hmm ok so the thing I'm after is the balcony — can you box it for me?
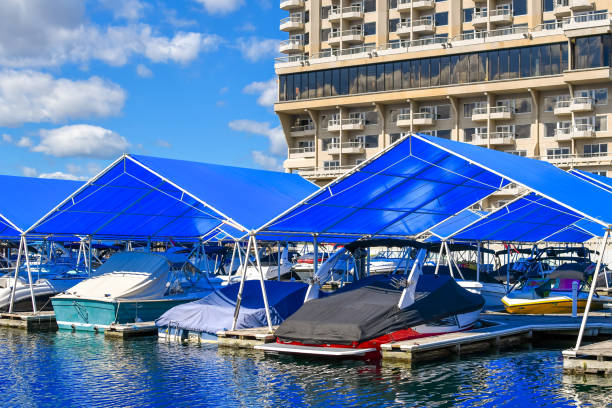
[563,11,612,36]
[328,29,364,46]
[274,54,308,67]
[289,146,315,158]
[328,5,363,22]
[327,141,365,154]
[472,11,488,28]
[569,0,595,12]
[489,8,513,25]
[473,133,489,146]
[396,113,412,128]
[493,183,525,196]
[569,97,594,113]
[541,153,612,168]
[489,106,514,120]
[279,38,303,54]
[412,0,436,10]
[554,125,596,141]
[280,16,304,32]
[553,0,571,17]
[396,21,412,37]
[471,107,489,122]
[489,132,515,145]
[412,112,435,126]
[397,0,412,12]
[327,117,365,132]
[280,0,304,10]
[289,124,315,137]
[298,165,354,179]
[553,100,572,116]
[411,18,435,34]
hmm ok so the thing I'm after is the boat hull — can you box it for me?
[52,297,196,332]
[502,296,604,314]
[458,281,506,308]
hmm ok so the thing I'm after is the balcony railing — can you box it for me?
[563,10,610,26]
[298,165,354,178]
[397,113,411,121]
[280,16,303,25]
[290,123,314,133]
[289,146,315,154]
[472,107,488,115]
[490,106,513,114]
[329,141,364,150]
[329,5,363,19]
[489,8,512,17]
[328,28,364,40]
[413,112,434,119]
[339,45,375,56]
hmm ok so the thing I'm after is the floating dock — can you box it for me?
[563,340,612,375]
[104,322,158,339]
[216,327,277,349]
[0,311,57,331]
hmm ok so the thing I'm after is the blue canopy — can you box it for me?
[569,169,612,193]
[26,154,317,240]
[258,134,612,242]
[0,175,82,238]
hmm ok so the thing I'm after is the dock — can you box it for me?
[216,327,277,349]
[0,311,58,331]
[381,312,612,363]
[563,340,612,375]
[104,322,158,339]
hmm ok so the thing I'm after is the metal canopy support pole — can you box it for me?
[575,229,610,352]
[8,236,24,313]
[252,236,274,332]
[434,242,445,275]
[231,236,252,331]
[476,241,481,283]
[23,235,36,314]
[313,234,319,277]
[228,243,237,277]
[445,241,464,280]
[277,241,281,281]
[366,247,371,277]
[506,244,511,293]
[88,236,92,276]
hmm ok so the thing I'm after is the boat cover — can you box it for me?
[155,280,308,334]
[62,252,171,300]
[275,274,484,345]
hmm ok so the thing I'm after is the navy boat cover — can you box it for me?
[275,274,484,345]
[155,280,308,334]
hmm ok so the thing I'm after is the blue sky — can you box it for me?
[0,0,285,180]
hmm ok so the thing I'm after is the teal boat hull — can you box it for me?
[51,297,198,332]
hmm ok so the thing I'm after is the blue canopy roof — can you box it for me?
[258,134,612,242]
[569,169,612,193]
[0,175,82,238]
[26,154,317,240]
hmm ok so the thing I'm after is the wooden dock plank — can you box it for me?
[104,322,158,339]
[0,311,57,331]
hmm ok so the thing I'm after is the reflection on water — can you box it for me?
[0,329,611,408]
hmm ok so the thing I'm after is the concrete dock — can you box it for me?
[563,340,612,375]
[0,311,58,331]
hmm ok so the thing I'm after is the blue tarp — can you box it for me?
[569,169,612,193]
[0,175,82,238]
[27,155,317,240]
[155,280,308,333]
[258,134,612,242]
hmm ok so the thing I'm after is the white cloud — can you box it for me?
[195,0,244,14]
[38,171,89,181]
[21,166,37,177]
[1,134,12,143]
[16,137,33,147]
[219,86,229,94]
[32,124,130,159]
[163,8,197,28]
[0,1,219,68]
[216,100,227,107]
[243,79,276,107]
[235,37,280,63]
[251,150,282,171]
[156,139,171,148]
[228,119,286,155]
[0,69,126,127]
[238,22,256,32]
[99,0,146,21]
[136,64,153,78]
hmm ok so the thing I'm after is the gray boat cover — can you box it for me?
[155,280,308,334]
[275,274,484,345]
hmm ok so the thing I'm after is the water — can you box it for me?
[0,330,611,408]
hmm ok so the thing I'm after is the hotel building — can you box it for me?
[275,0,612,207]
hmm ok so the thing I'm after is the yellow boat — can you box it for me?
[501,270,612,314]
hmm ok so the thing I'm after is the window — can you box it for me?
[390,133,403,143]
[543,0,554,12]
[435,12,448,26]
[364,0,376,13]
[364,135,379,148]
[464,128,475,142]
[364,111,378,125]
[544,123,556,138]
[584,143,607,157]
[322,139,333,151]
[464,102,486,118]
[389,19,399,32]
[322,6,330,19]
[323,160,340,169]
[594,89,608,105]
[547,148,570,159]
[514,124,531,139]
[437,129,451,139]
[436,104,452,120]
[321,29,330,42]
[596,116,608,132]
[591,170,607,176]
[507,150,527,157]
[515,98,532,114]
[463,8,473,22]
[513,0,527,15]
[388,0,397,8]
[364,22,376,36]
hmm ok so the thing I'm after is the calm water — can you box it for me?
[0,329,611,408]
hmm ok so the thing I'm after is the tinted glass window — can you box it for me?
[367,64,377,92]
[513,0,527,15]
[440,57,450,85]
[463,8,473,22]
[349,67,358,95]
[520,48,531,77]
[340,68,349,95]
[420,59,430,87]
[435,12,448,26]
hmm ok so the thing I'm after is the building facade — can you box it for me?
[275,0,612,207]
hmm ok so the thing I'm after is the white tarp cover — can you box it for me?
[63,252,171,300]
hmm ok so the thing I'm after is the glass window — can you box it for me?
[515,124,531,139]
[365,111,378,125]
[437,129,451,139]
[451,55,460,84]
[364,22,376,36]
[440,57,450,85]
[541,45,551,76]
[364,135,379,148]
[436,104,451,120]
[520,47,530,77]
[463,8,473,22]
[515,98,532,114]
[584,143,607,157]
[435,12,449,26]
[464,103,474,118]
[295,73,302,100]
[332,69,340,96]
[309,72,316,99]
[509,48,520,79]
[377,64,385,92]
[390,133,403,143]
[489,51,499,81]
[385,63,394,91]
[594,89,608,105]
[561,42,569,71]
[469,53,480,83]
[499,50,509,80]
[316,71,324,98]
[420,59,430,87]
[596,116,608,132]
[513,0,527,15]
[464,128,475,142]
[388,0,397,9]
[544,123,556,137]
[394,62,402,89]
[287,74,294,100]
[543,0,554,12]
[349,67,358,95]
[402,61,411,89]
[279,76,286,102]
[324,70,332,97]
[389,19,399,32]
[430,58,440,86]
[551,44,561,75]
[358,66,367,94]
[367,64,377,92]
[340,68,349,95]
[364,0,376,12]
[411,60,420,88]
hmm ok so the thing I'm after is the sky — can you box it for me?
[0,0,286,180]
